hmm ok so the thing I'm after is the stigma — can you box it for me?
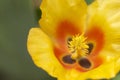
[68,33,89,60]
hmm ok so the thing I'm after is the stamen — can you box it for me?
[68,33,89,59]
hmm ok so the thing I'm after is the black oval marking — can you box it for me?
[67,37,72,42]
[78,58,91,68]
[62,55,76,64]
[67,37,72,44]
[87,43,94,54]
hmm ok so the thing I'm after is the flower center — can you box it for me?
[68,33,89,60]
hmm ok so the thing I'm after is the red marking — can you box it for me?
[54,45,103,72]
[54,20,81,62]
[53,22,104,72]
[85,27,104,56]
[83,27,104,71]
[56,20,81,44]
[90,56,103,68]
[53,20,82,69]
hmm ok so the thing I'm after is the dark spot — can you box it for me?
[78,58,91,68]
[68,37,72,41]
[67,37,72,44]
[87,43,94,54]
[62,55,76,64]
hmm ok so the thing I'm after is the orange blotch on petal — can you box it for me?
[53,20,82,69]
[90,56,103,68]
[56,20,81,44]
[54,24,105,72]
[85,27,105,56]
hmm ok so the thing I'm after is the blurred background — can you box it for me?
[0,0,120,80]
[0,0,55,80]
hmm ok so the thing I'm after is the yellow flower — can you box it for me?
[27,0,120,80]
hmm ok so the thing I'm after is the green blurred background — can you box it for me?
[0,0,120,80]
[0,0,55,80]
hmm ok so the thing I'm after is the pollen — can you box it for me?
[68,33,89,59]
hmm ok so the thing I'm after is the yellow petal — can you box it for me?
[27,28,66,78]
[86,0,120,78]
[27,28,120,80]
[88,0,120,49]
[61,54,120,80]
[57,57,120,80]
[39,0,87,38]
[27,0,120,80]
[96,0,120,22]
